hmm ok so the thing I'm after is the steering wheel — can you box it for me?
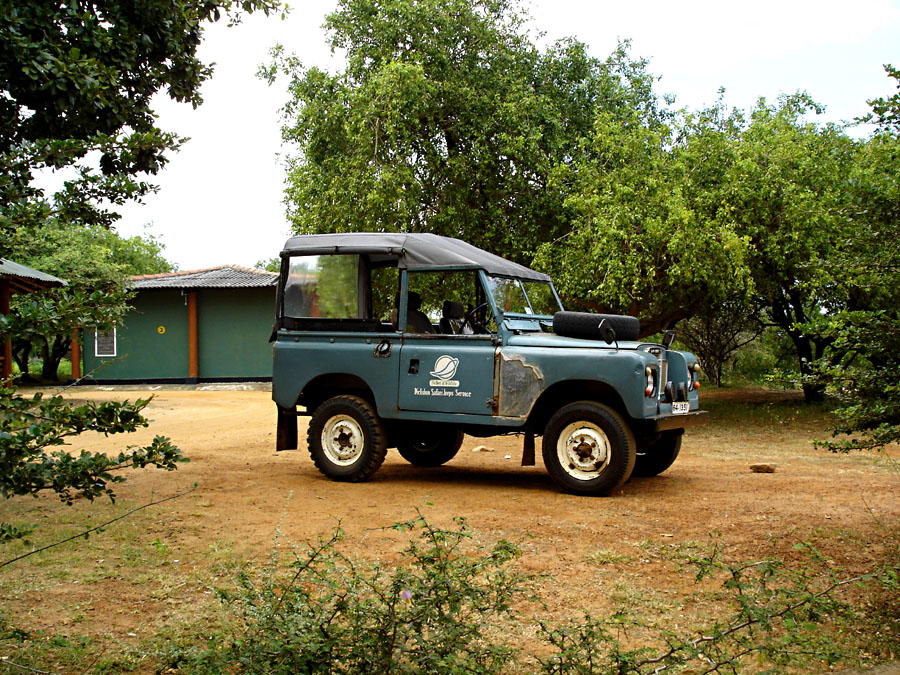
[464,302,491,334]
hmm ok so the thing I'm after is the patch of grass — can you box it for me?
[606,574,680,615]
[635,537,719,564]
[700,393,833,430]
[585,548,630,566]
[0,623,100,675]
[204,540,242,577]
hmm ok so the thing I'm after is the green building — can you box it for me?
[81,266,277,383]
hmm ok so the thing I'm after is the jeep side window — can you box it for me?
[284,254,360,319]
[407,270,494,334]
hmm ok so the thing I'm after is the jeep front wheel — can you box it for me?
[308,396,387,482]
[542,402,636,496]
[397,426,465,467]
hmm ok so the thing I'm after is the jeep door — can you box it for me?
[396,271,496,416]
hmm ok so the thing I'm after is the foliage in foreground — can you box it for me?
[0,385,185,538]
[167,515,524,674]
[157,515,896,675]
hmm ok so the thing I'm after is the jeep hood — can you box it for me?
[506,333,641,350]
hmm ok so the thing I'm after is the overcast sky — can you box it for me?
[112,0,900,271]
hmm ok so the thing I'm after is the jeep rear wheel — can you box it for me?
[397,426,465,467]
[542,402,636,496]
[633,430,682,477]
[308,396,387,482]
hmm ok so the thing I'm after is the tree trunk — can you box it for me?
[40,335,71,382]
[714,360,724,388]
[12,340,31,376]
[788,332,825,402]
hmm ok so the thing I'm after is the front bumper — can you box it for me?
[643,410,709,433]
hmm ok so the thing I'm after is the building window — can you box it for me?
[95,327,117,357]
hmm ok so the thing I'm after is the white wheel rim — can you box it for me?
[321,414,365,466]
[556,421,611,481]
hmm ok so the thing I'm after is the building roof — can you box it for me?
[0,258,67,294]
[131,265,278,290]
[281,232,551,282]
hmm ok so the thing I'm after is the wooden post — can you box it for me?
[70,329,81,380]
[187,290,199,382]
[1,278,10,381]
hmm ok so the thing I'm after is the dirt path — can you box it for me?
[66,386,899,580]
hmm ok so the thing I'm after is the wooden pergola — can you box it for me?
[0,259,66,380]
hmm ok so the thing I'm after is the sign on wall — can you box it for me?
[95,327,116,357]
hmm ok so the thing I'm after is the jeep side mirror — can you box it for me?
[597,318,617,345]
[662,330,676,349]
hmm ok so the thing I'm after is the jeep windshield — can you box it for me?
[485,275,562,326]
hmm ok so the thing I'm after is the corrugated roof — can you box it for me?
[0,258,67,294]
[131,265,278,289]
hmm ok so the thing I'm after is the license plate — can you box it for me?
[672,402,690,415]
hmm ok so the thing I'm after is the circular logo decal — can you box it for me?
[430,355,459,380]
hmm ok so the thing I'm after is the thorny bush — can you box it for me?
[161,517,899,675]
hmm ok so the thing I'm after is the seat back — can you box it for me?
[439,300,467,334]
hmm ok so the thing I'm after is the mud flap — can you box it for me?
[521,423,535,466]
[276,406,298,451]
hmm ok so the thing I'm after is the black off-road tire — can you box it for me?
[541,401,636,496]
[308,396,388,482]
[396,426,465,467]
[553,311,641,342]
[632,431,682,477]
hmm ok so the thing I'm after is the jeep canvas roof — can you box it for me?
[280,232,551,282]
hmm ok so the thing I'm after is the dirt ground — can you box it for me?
[4,384,900,670]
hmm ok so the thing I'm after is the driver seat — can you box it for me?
[439,301,472,335]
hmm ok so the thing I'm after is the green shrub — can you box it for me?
[729,328,799,386]
[156,515,900,675]
[165,514,526,675]
[537,541,863,674]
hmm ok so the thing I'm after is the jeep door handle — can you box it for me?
[373,339,393,358]
[408,359,419,374]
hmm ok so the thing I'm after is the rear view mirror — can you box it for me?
[597,318,617,345]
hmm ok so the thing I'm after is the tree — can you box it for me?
[266,0,661,264]
[7,223,173,380]
[2,0,281,371]
[806,75,900,450]
[0,0,280,539]
[534,102,752,336]
[1,0,281,251]
[685,95,858,401]
[863,64,900,132]
[678,298,764,387]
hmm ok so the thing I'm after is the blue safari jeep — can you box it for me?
[273,233,705,496]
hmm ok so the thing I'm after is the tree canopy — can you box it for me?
[806,75,900,449]
[6,222,173,380]
[533,102,752,335]
[266,0,666,264]
[0,0,281,251]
